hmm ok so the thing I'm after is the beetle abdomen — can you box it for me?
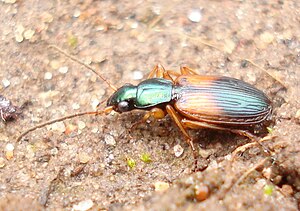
[173,75,272,126]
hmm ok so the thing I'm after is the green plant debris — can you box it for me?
[67,34,78,48]
[267,127,273,134]
[127,157,136,169]
[140,153,152,163]
[264,184,274,196]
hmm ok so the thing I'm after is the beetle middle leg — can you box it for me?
[165,105,203,170]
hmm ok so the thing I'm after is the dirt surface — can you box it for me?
[0,0,299,210]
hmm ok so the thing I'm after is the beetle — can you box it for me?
[104,64,272,152]
[17,46,272,167]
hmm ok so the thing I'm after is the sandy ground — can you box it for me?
[0,0,299,210]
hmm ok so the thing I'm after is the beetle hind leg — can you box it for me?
[181,119,271,159]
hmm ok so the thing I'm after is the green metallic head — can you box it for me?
[107,84,137,113]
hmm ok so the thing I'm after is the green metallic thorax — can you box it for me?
[135,78,173,108]
[106,78,173,110]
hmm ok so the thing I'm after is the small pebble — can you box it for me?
[3,0,16,3]
[73,9,81,18]
[72,103,80,110]
[91,127,98,134]
[198,148,214,159]
[108,154,114,160]
[44,100,52,108]
[188,8,202,23]
[15,24,25,34]
[50,147,59,155]
[260,32,275,44]
[91,98,100,110]
[72,199,94,211]
[223,39,236,54]
[49,122,66,133]
[77,121,86,130]
[64,124,77,135]
[104,134,116,146]
[5,143,14,152]
[23,29,35,40]
[15,33,24,43]
[5,143,14,160]
[14,24,25,43]
[58,66,69,74]
[132,70,143,80]
[130,21,139,29]
[152,5,161,15]
[295,109,300,123]
[78,152,91,164]
[50,60,60,69]
[194,184,209,201]
[174,144,184,157]
[2,78,10,88]
[110,175,115,181]
[44,72,53,80]
[26,144,35,159]
[0,157,6,168]
[154,181,169,192]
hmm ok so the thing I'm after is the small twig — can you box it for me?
[233,157,269,188]
[218,157,269,200]
[231,135,275,161]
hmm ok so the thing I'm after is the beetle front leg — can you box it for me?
[147,64,165,79]
[131,108,166,130]
[147,64,181,82]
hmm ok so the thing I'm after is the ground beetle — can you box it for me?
[17,47,272,166]
[104,64,272,152]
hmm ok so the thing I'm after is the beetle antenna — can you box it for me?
[16,106,114,142]
[48,45,117,91]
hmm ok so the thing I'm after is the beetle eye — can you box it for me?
[117,101,130,112]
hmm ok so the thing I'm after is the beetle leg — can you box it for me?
[165,105,198,153]
[165,105,194,148]
[162,70,180,82]
[147,64,178,82]
[180,66,199,75]
[181,119,270,157]
[147,64,165,79]
[131,108,166,130]
[166,105,201,170]
[182,119,259,140]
